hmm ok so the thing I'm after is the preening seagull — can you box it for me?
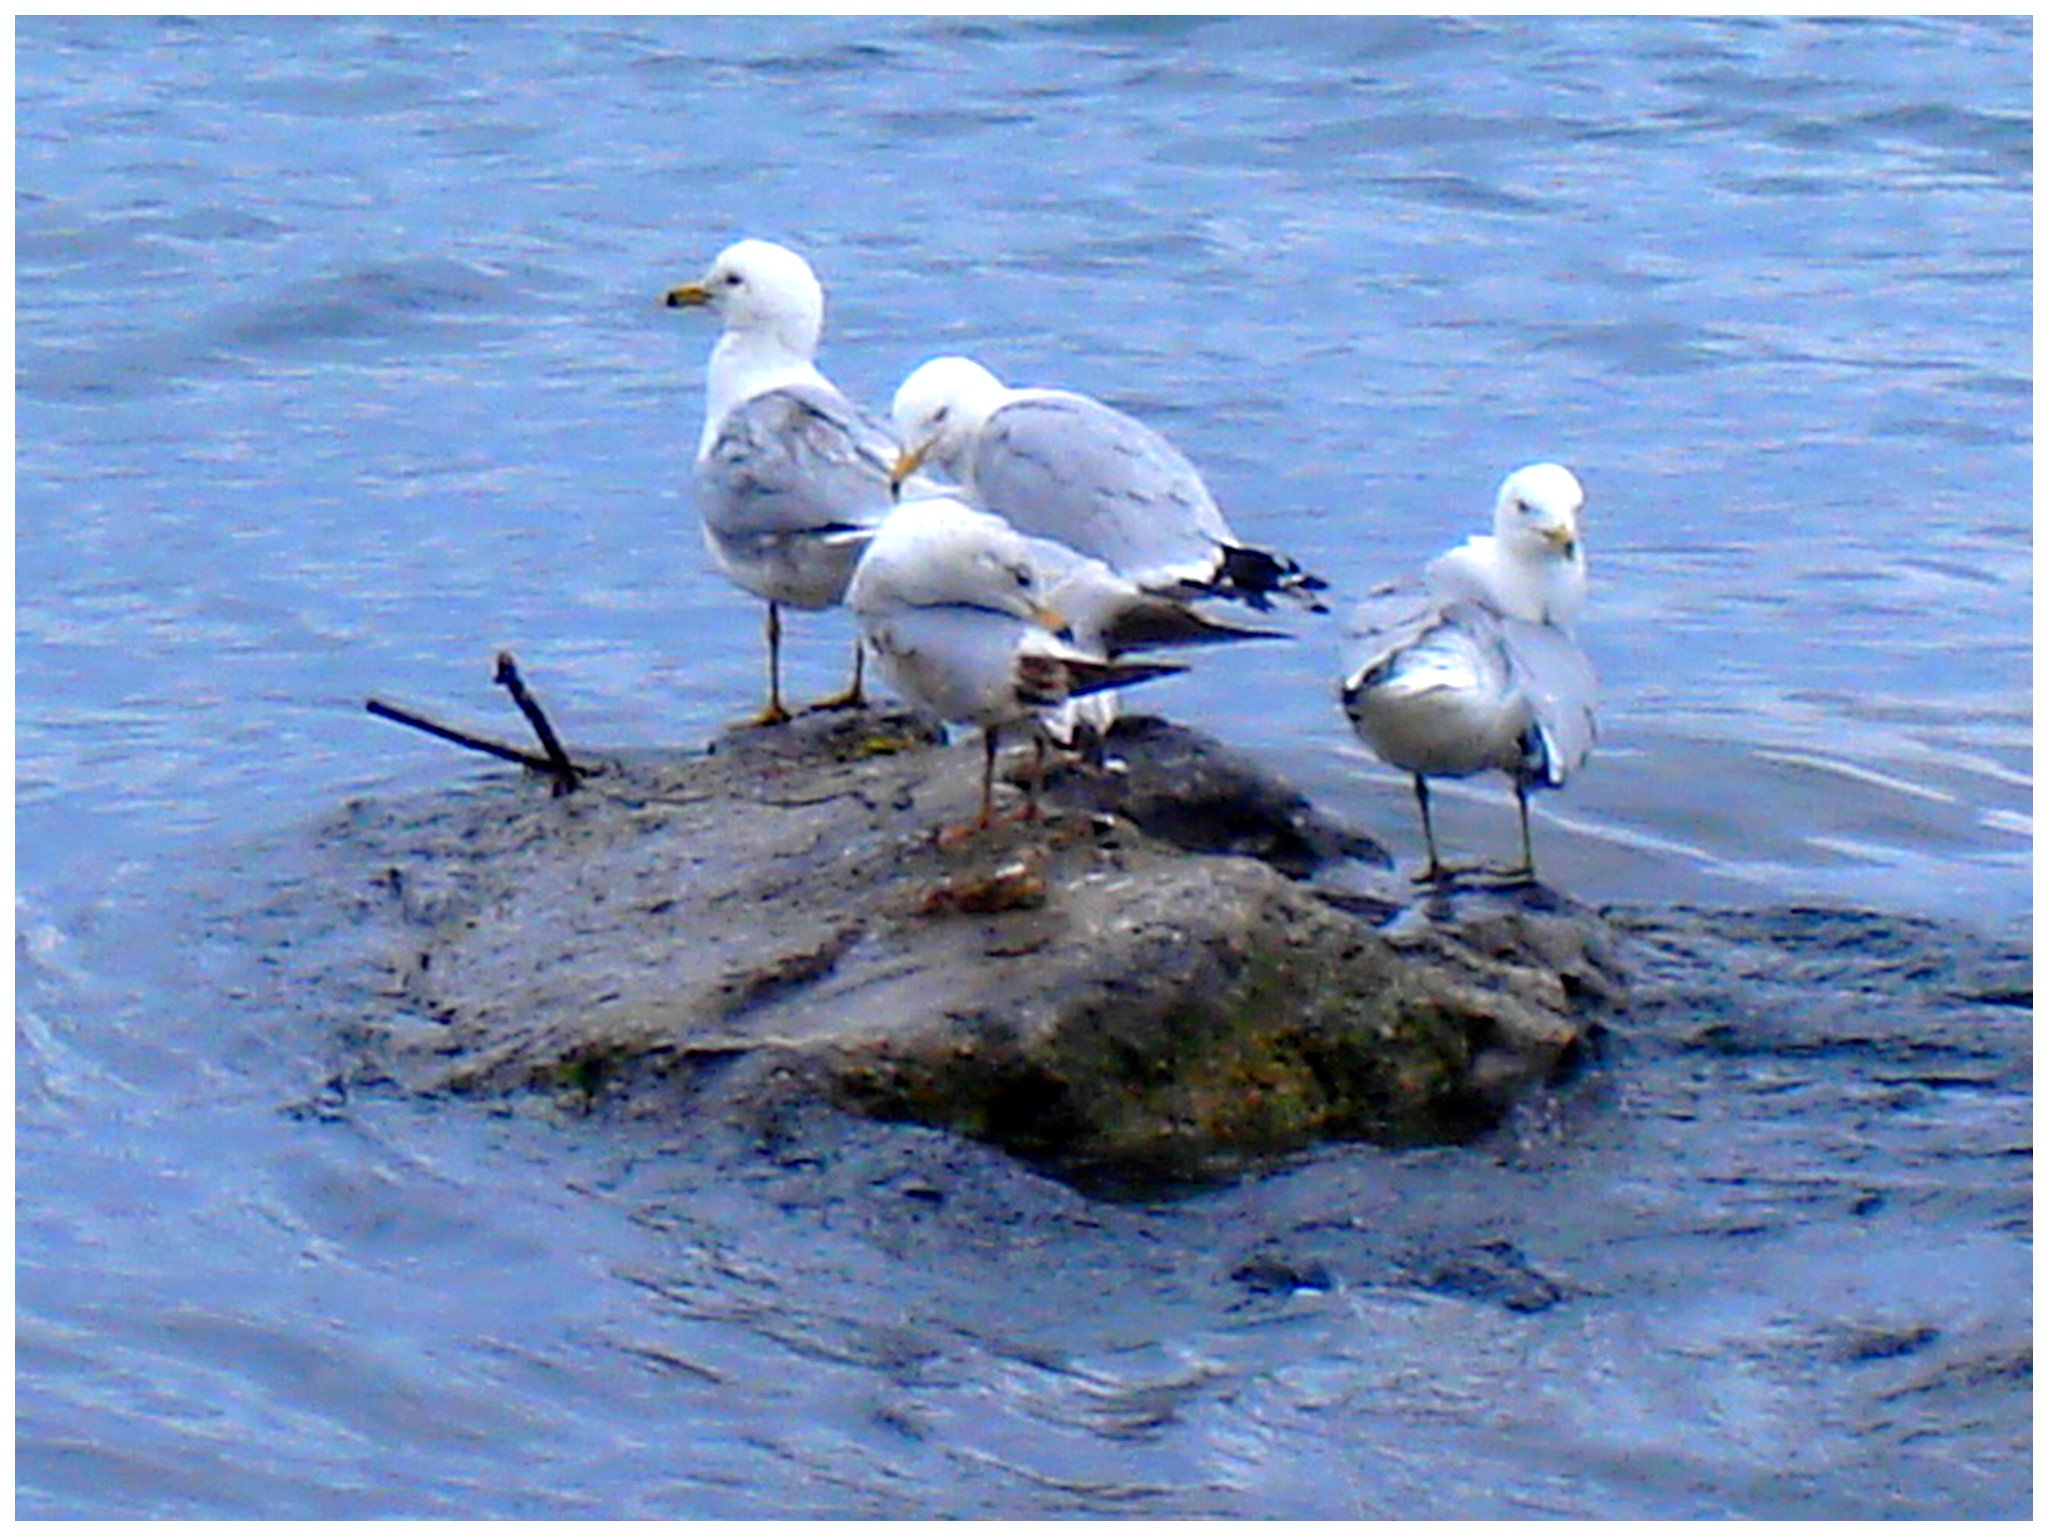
[848,495,1274,838]
[664,238,900,724]
[1340,463,1596,882]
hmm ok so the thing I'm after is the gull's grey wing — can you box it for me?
[1343,568,1596,796]
[1340,578,1448,684]
[973,393,1236,587]
[1341,589,1529,779]
[1500,616,1597,784]
[698,381,899,541]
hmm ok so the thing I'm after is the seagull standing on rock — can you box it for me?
[1340,463,1597,883]
[848,495,1275,840]
[888,354,1329,613]
[664,238,902,725]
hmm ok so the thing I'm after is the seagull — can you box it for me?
[887,354,1328,613]
[1340,463,1596,882]
[664,238,900,725]
[847,495,1273,838]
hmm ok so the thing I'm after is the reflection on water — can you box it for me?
[16,14,2030,1519]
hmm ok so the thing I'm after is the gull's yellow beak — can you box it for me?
[1542,523,1579,554]
[1028,600,1068,634]
[663,282,712,309]
[889,441,930,499]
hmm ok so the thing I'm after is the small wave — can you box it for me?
[1751,748,1960,807]
[219,257,507,352]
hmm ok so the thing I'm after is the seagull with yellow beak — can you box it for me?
[663,238,902,725]
[1340,463,1596,882]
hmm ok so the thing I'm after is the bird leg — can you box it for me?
[993,731,1051,827]
[935,727,1004,849]
[935,727,1050,848]
[805,638,867,714]
[1461,781,1542,886]
[748,602,793,728]
[980,725,1000,827]
[1412,774,1450,883]
[1503,779,1539,883]
[1020,730,1048,823]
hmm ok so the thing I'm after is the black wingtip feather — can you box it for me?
[1217,544,1330,613]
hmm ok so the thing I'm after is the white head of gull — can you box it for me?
[1425,461,1588,630]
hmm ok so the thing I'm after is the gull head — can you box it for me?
[663,238,825,359]
[1493,462,1586,564]
[890,355,1010,491]
[850,497,1063,630]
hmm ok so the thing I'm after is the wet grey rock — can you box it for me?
[1404,1237,1572,1314]
[1057,716,1388,878]
[1823,1322,1944,1365]
[322,706,1622,1182]
[1229,1251,1336,1296]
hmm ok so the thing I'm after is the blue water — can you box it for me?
[17,16,2031,1518]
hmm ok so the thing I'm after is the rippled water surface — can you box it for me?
[17,16,2031,1518]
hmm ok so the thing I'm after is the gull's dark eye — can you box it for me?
[723,271,743,287]
[1013,567,1032,588]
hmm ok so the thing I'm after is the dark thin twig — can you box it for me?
[493,651,582,796]
[364,697,558,772]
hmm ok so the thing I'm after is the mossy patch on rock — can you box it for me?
[828,860,1574,1179]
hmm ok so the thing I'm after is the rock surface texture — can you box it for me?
[329,708,1623,1182]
